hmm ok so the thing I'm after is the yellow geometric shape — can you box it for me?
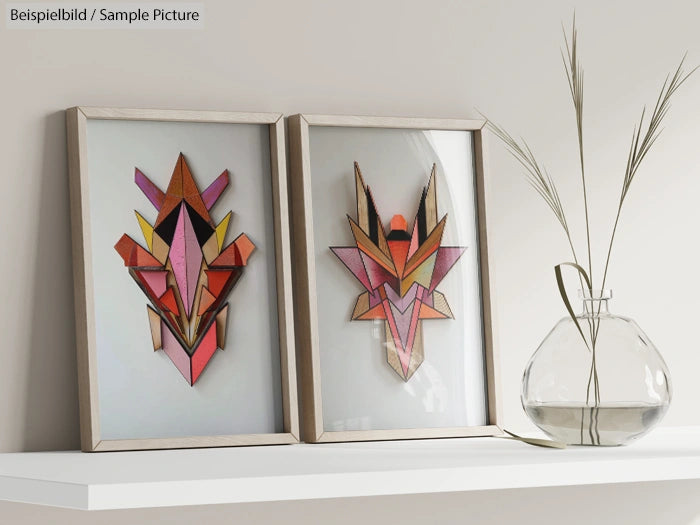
[215,211,232,251]
[404,216,446,276]
[401,252,437,296]
[135,211,154,251]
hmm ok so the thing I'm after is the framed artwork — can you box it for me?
[67,107,298,451]
[289,114,501,443]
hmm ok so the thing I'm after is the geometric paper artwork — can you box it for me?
[115,153,255,385]
[331,163,466,381]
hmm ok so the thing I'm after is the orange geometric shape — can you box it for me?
[233,234,255,266]
[210,243,240,267]
[419,302,449,319]
[211,234,256,268]
[387,240,410,278]
[155,154,212,227]
[357,303,387,320]
[198,287,216,316]
[390,214,408,232]
[115,234,162,268]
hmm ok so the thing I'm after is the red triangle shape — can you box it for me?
[159,287,179,313]
[206,269,233,296]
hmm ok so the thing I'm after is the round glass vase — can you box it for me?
[521,289,671,446]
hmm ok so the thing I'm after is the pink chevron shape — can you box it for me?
[201,170,229,210]
[331,247,372,291]
[429,247,467,292]
[135,168,165,210]
[383,282,420,313]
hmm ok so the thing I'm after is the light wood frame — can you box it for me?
[288,114,502,443]
[66,107,299,451]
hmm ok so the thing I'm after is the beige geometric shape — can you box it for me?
[151,232,170,264]
[432,290,454,319]
[375,215,391,258]
[406,322,424,380]
[351,291,370,320]
[424,164,438,233]
[383,320,424,382]
[354,162,369,233]
[146,305,162,350]
[202,232,219,265]
[349,217,396,275]
[188,261,210,335]
[215,304,229,349]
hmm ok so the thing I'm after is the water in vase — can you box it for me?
[524,402,669,446]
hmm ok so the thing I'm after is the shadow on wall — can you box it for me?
[22,111,80,451]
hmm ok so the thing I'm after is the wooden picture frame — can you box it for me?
[289,114,501,443]
[67,107,298,451]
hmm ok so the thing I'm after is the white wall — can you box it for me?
[1,0,699,522]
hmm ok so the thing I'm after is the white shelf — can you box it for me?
[1,427,699,510]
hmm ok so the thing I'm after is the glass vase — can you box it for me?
[521,290,672,446]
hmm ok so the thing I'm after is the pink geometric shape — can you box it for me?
[331,247,372,291]
[201,170,229,210]
[383,282,420,313]
[390,301,414,349]
[407,219,420,259]
[429,247,467,292]
[161,321,192,383]
[368,289,382,308]
[135,168,165,210]
[360,251,398,292]
[169,204,204,316]
[135,270,168,298]
[381,298,411,376]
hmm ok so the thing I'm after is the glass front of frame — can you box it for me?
[86,119,283,440]
[309,126,489,432]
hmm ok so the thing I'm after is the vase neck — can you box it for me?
[579,289,612,317]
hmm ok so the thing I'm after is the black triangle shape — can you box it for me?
[154,204,182,245]
[185,202,216,247]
